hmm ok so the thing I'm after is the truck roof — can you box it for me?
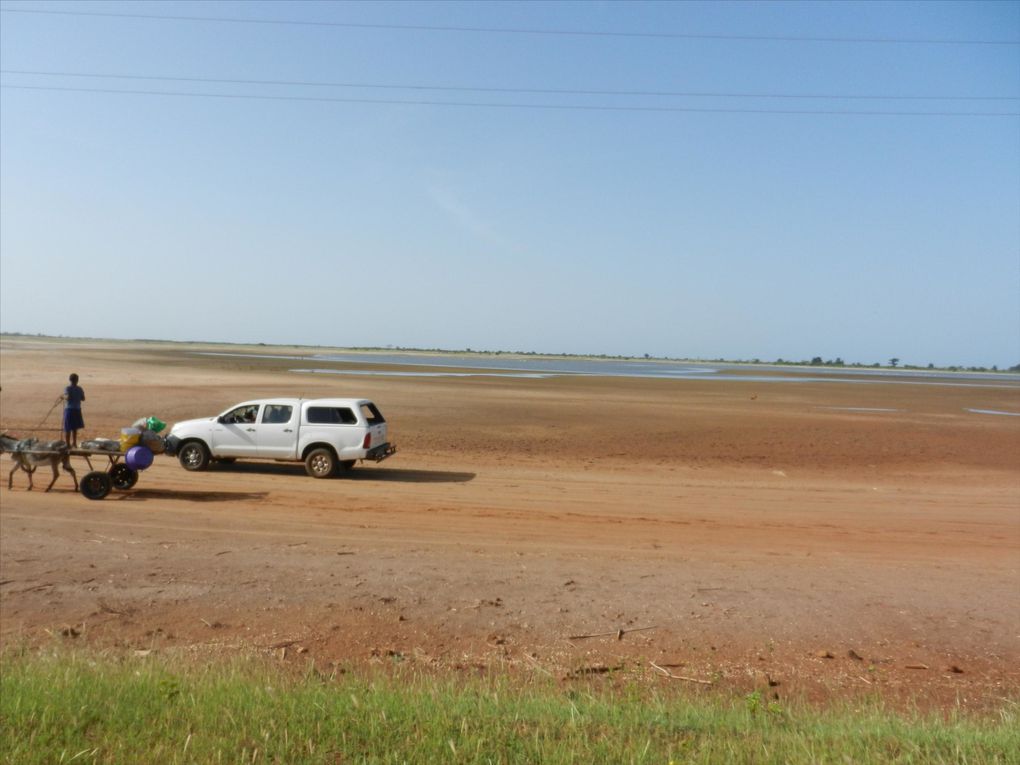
[226,397,373,409]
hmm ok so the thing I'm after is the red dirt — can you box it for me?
[1,338,1018,708]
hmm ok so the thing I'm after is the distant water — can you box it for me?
[965,408,1020,417]
[311,352,1019,383]
[820,407,902,412]
[290,367,555,379]
[195,351,1020,389]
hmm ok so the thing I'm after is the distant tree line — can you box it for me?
[1,332,1016,373]
[774,355,1013,373]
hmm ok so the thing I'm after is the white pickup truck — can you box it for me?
[167,398,396,478]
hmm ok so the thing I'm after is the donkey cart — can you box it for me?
[72,448,145,500]
[0,436,148,501]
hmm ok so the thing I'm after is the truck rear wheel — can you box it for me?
[305,448,336,478]
[179,441,210,472]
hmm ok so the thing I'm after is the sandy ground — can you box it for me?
[1,337,1018,708]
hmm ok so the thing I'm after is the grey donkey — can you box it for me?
[0,434,78,492]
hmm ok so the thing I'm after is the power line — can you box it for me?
[2,8,1018,46]
[3,69,1015,102]
[3,84,1017,116]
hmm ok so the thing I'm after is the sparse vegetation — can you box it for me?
[1,649,1017,764]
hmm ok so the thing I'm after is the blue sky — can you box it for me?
[1,0,1017,366]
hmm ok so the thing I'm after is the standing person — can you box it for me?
[60,373,86,447]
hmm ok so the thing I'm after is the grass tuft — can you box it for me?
[1,648,1017,763]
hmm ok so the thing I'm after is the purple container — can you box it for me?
[125,445,154,471]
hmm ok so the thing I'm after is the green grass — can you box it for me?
[1,649,1017,764]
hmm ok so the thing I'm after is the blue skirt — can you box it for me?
[63,408,85,432]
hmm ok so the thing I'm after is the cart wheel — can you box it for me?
[109,464,139,491]
[81,471,113,500]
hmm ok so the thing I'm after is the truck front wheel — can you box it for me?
[179,441,211,472]
[305,448,336,478]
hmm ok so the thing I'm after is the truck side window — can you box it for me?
[262,405,293,424]
[307,407,334,424]
[307,406,357,424]
[224,405,259,424]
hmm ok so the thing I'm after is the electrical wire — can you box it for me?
[3,69,1015,102]
[2,7,1017,46]
[3,84,1017,116]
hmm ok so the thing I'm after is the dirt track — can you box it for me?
[1,338,1018,707]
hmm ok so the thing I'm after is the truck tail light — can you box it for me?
[362,433,372,449]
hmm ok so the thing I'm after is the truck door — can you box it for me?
[257,404,297,458]
[211,404,260,456]
[361,402,388,450]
